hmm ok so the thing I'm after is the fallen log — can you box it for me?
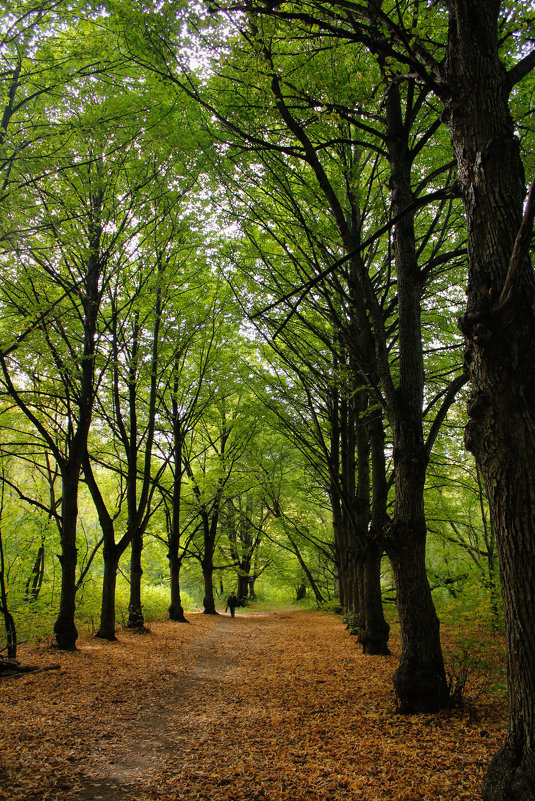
[0,659,60,677]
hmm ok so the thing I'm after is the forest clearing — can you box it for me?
[0,610,507,801]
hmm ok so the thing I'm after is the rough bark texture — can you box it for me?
[441,3,535,796]
[390,535,447,712]
[383,81,449,711]
[359,542,390,656]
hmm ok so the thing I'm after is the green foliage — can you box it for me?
[445,625,507,710]
[0,0,531,660]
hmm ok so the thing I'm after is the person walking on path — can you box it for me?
[225,592,238,617]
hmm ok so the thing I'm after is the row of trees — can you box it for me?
[125,1,534,797]
[0,2,341,658]
[1,2,534,798]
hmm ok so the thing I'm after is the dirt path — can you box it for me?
[1,610,505,801]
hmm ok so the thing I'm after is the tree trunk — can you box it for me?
[390,535,447,712]
[237,572,249,600]
[364,410,390,655]
[352,385,388,653]
[127,529,144,628]
[168,553,187,622]
[332,505,349,612]
[287,532,325,606]
[96,546,119,640]
[382,80,449,711]
[83,455,125,641]
[53,469,79,650]
[359,541,390,656]
[202,557,217,615]
[168,372,188,623]
[442,3,535,796]
[0,523,17,659]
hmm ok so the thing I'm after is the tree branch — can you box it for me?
[508,48,535,89]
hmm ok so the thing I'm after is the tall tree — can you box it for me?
[186,9,466,704]
[0,155,107,649]
[156,304,220,622]
[440,5,535,797]
[218,0,535,792]
[184,380,257,614]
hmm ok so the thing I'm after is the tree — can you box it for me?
[213,0,535,792]
[184,380,258,614]
[0,0,157,649]
[0,155,107,650]
[84,258,166,638]
[440,6,535,797]
[154,277,224,622]
[184,6,467,704]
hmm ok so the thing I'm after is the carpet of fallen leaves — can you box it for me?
[0,609,507,801]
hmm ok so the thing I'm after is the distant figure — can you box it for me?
[225,592,238,618]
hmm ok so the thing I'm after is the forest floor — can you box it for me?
[0,609,507,801]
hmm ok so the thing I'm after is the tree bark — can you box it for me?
[97,547,119,641]
[25,541,45,603]
[168,568,187,622]
[202,554,217,615]
[358,540,390,656]
[390,534,447,712]
[83,455,125,641]
[53,192,102,650]
[53,468,79,650]
[382,80,449,710]
[128,529,145,628]
[441,3,535,796]
[168,410,188,622]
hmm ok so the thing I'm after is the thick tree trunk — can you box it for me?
[386,421,448,710]
[442,3,535,796]
[96,547,119,640]
[53,470,79,650]
[359,541,390,656]
[237,572,249,600]
[390,535,447,712]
